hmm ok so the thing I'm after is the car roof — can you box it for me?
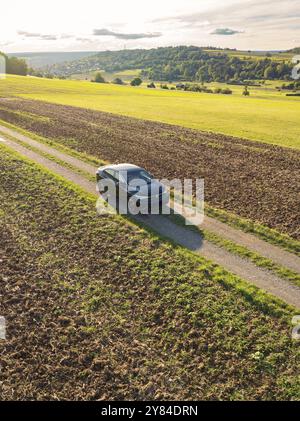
[100,163,143,172]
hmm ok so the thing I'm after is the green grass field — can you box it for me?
[1,75,300,149]
[70,68,142,81]
[204,49,294,62]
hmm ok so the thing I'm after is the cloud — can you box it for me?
[211,28,244,35]
[93,28,162,40]
[60,34,73,39]
[17,30,60,40]
[18,30,41,38]
[153,0,299,31]
[76,37,92,43]
[40,34,58,40]
[0,41,13,47]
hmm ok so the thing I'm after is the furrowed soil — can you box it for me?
[0,148,299,400]
[0,97,299,240]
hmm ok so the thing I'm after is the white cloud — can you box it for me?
[0,0,299,52]
[93,28,162,40]
[211,28,244,36]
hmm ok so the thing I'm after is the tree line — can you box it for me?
[140,49,293,82]
[0,52,28,76]
[47,46,294,83]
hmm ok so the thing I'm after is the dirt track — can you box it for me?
[1,130,300,308]
[1,123,300,274]
[0,97,299,239]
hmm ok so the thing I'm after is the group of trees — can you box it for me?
[147,82,156,88]
[142,54,293,83]
[92,72,106,83]
[112,77,124,85]
[145,81,234,95]
[175,83,233,94]
[0,52,28,76]
[91,72,143,87]
[90,71,246,96]
[48,46,295,83]
[130,77,142,86]
[279,81,300,90]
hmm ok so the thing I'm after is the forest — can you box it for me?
[47,46,295,82]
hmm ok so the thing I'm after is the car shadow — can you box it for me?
[97,196,205,251]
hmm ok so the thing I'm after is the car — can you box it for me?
[96,163,169,214]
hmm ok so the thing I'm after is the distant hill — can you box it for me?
[45,46,294,83]
[7,51,98,69]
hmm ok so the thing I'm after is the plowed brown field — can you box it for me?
[0,97,299,239]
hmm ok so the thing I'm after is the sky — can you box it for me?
[1,0,300,53]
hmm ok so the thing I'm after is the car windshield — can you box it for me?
[126,169,153,185]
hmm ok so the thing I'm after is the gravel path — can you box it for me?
[1,128,300,308]
[1,124,299,273]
